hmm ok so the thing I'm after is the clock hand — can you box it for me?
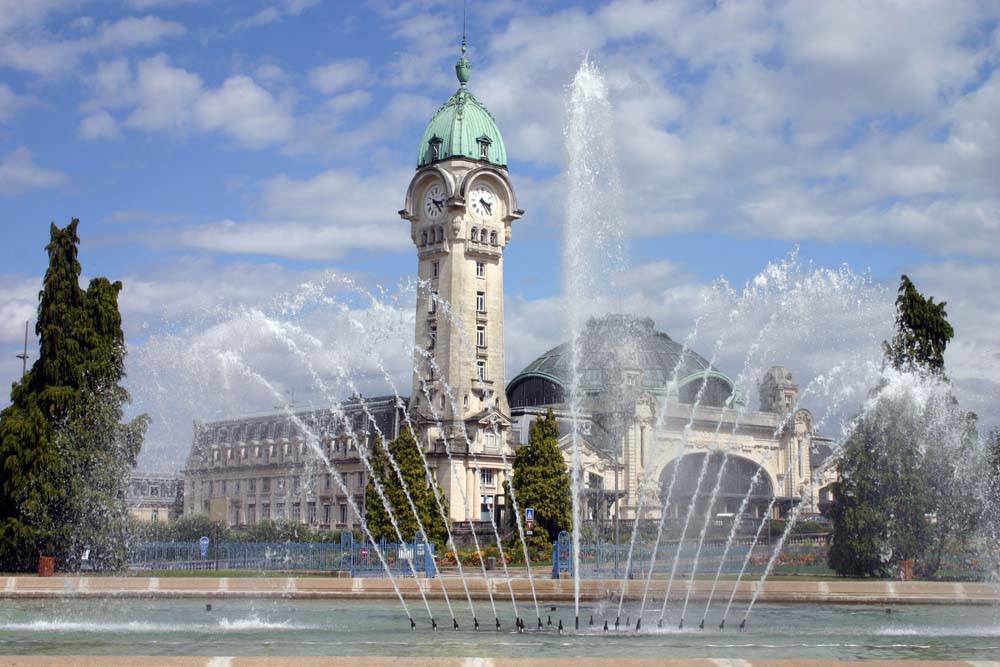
[433,198,443,211]
[480,199,492,215]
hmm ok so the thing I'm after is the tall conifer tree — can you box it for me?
[364,428,447,550]
[0,220,146,571]
[511,408,571,541]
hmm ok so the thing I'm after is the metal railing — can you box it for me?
[129,536,436,577]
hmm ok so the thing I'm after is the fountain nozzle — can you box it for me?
[558,619,564,635]
[575,616,579,630]
[409,618,416,630]
[635,618,641,632]
[698,619,704,631]
[538,617,542,630]
[614,616,619,631]
[738,619,746,632]
[453,618,459,630]
[474,617,480,631]
[431,618,437,631]
[495,617,501,631]
[589,615,593,626]
[547,615,552,627]
[603,620,609,632]
[678,619,684,630]
[719,619,725,631]
[657,618,663,629]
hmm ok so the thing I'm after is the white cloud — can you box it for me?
[308,58,370,94]
[0,274,38,345]
[908,261,1000,432]
[84,54,294,148]
[0,148,67,195]
[0,14,185,76]
[0,83,33,123]
[234,0,320,31]
[79,110,121,140]
[124,52,201,131]
[194,75,293,147]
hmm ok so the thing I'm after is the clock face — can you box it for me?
[423,184,445,220]
[469,183,497,220]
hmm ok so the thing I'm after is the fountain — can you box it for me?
[5,48,999,667]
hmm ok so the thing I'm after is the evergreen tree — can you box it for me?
[364,428,447,550]
[884,274,954,374]
[829,275,957,577]
[0,220,146,572]
[511,408,571,541]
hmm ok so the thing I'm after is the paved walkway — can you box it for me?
[1,657,999,667]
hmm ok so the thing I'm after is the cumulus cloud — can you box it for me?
[171,167,412,260]
[308,58,370,94]
[0,14,185,76]
[83,54,293,147]
[0,83,33,123]
[0,148,67,196]
[234,0,320,31]
[78,110,121,140]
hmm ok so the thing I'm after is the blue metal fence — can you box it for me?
[130,537,435,577]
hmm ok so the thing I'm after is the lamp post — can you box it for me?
[15,320,29,377]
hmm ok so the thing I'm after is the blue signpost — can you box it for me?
[198,536,209,559]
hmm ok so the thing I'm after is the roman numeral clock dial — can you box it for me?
[469,183,496,220]
[423,184,445,219]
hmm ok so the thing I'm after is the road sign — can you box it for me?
[525,508,535,522]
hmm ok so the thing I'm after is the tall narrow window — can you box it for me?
[476,325,486,348]
[431,261,439,278]
[436,226,444,242]
[476,261,485,278]
[429,290,437,314]
[478,138,490,160]
[480,228,487,243]
[476,358,487,381]
[470,226,478,242]
[476,291,485,313]
[490,230,497,245]
[420,230,427,246]
[429,325,437,349]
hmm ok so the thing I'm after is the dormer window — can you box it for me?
[476,135,492,160]
[429,136,443,160]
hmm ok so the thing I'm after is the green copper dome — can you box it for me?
[417,40,507,168]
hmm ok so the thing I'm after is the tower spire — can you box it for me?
[456,0,471,86]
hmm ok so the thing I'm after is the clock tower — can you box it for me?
[399,39,522,521]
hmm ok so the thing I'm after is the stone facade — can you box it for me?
[126,472,184,523]
[182,397,403,529]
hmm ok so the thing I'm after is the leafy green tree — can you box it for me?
[511,409,571,542]
[829,275,958,578]
[0,220,146,572]
[884,274,954,375]
[364,428,448,550]
[828,411,930,577]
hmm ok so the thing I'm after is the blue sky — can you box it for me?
[1,1,998,468]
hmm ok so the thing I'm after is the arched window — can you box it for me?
[470,226,478,242]
[420,230,427,246]
[490,230,497,245]
[436,226,444,242]
[480,228,487,243]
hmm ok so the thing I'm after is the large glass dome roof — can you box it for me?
[506,315,738,409]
